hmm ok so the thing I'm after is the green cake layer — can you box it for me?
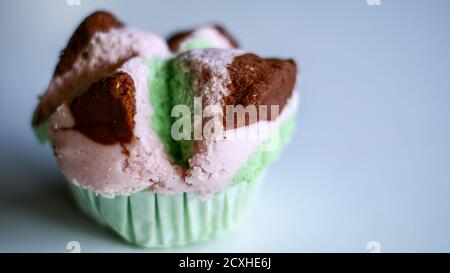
[231,113,295,185]
[147,58,183,167]
[167,58,195,167]
[146,58,194,169]
[146,40,221,167]
[32,119,49,143]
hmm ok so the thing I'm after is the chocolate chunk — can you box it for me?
[53,11,123,76]
[225,53,297,127]
[167,30,193,52]
[69,72,136,145]
[213,25,239,49]
[167,24,239,52]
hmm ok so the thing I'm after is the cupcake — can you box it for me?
[32,11,299,247]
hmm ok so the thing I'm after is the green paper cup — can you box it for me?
[68,174,264,248]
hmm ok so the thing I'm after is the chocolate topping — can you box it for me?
[54,11,123,76]
[225,53,297,127]
[167,24,239,52]
[69,72,136,145]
